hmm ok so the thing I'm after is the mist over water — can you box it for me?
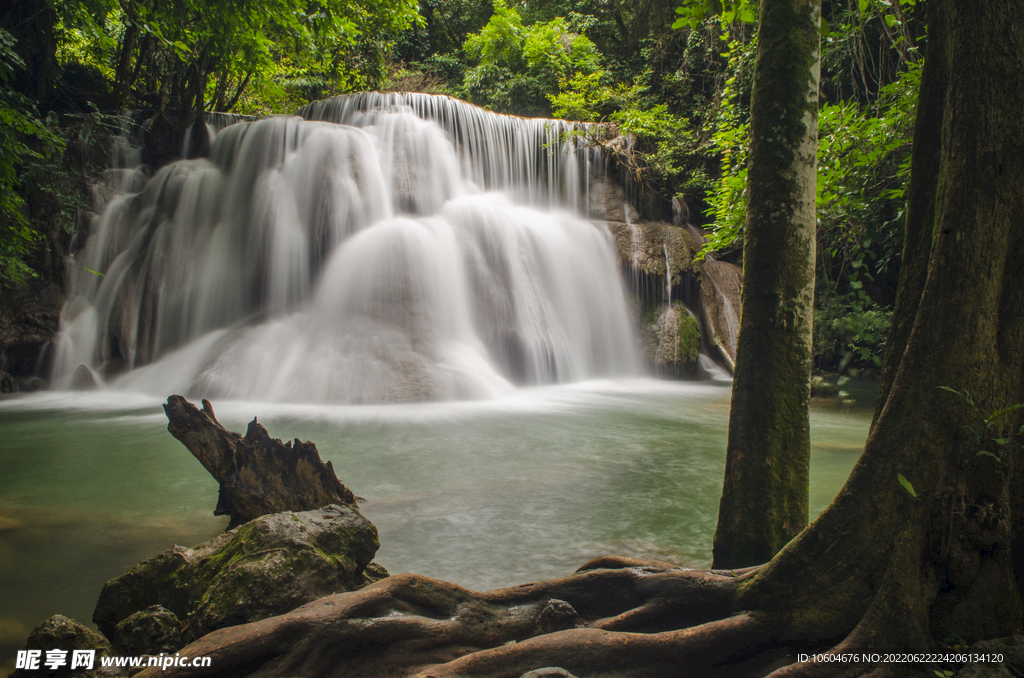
[54,94,640,403]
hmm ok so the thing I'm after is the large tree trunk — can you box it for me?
[712,0,821,569]
[132,0,1024,675]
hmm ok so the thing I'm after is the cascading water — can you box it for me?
[52,93,643,403]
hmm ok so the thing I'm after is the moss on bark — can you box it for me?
[712,0,821,569]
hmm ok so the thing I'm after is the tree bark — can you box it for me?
[712,0,821,569]
[871,0,948,424]
[163,395,358,529]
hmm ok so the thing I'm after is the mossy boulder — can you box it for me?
[641,302,701,378]
[11,615,111,678]
[93,505,386,647]
[111,606,183,656]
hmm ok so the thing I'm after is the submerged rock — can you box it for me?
[163,395,357,529]
[70,364,97,390]
[93,505,385,647]
[11,615,111,678]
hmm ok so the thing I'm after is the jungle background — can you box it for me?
[1,0,921,379]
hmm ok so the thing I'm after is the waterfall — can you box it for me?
[53,94,643,403]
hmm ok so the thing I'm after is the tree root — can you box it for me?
[129,554,850,678]
[127,469,1017,678]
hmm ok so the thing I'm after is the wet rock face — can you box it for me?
[602,221,696,278]
[11,615,111,678]
[588,176,639,224]
[93,505,385,647]
[70,364,97,390]
[698,258,741,371]
[0,282,64,394]
[642,303,701,378]
[163,395,358,529]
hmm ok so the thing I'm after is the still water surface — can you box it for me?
[0,379,871,665]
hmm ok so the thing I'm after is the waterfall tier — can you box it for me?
[54,94,642,403]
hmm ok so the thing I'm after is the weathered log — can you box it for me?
[163,395,356,528]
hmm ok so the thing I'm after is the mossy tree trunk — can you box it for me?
[136,1,1024,675]
[712,0,821,569]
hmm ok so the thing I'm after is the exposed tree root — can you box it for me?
[131,549,900,678]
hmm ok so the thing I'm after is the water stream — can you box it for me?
[0,381,872,668]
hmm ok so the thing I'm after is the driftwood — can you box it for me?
[163,395,356,528]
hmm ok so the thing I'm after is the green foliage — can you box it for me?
[549,67,701,205]
[695,35,753,258]
[821,0,920,104]
[691,0,920,291]
[673,0,757,30]
[610,100,693,178]
[396,0,493,63]
[814,285,892,375]
[41,0,422,117]
[548,70,607,120]
[0,28,65,286]
[460,0,602,117]
[816,61,919,285]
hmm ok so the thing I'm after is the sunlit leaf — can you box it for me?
[897,473,917,498]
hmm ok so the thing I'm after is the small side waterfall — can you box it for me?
[53,94,642,403]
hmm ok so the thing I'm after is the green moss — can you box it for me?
[675,303,701,365]
[641,304,660,327]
